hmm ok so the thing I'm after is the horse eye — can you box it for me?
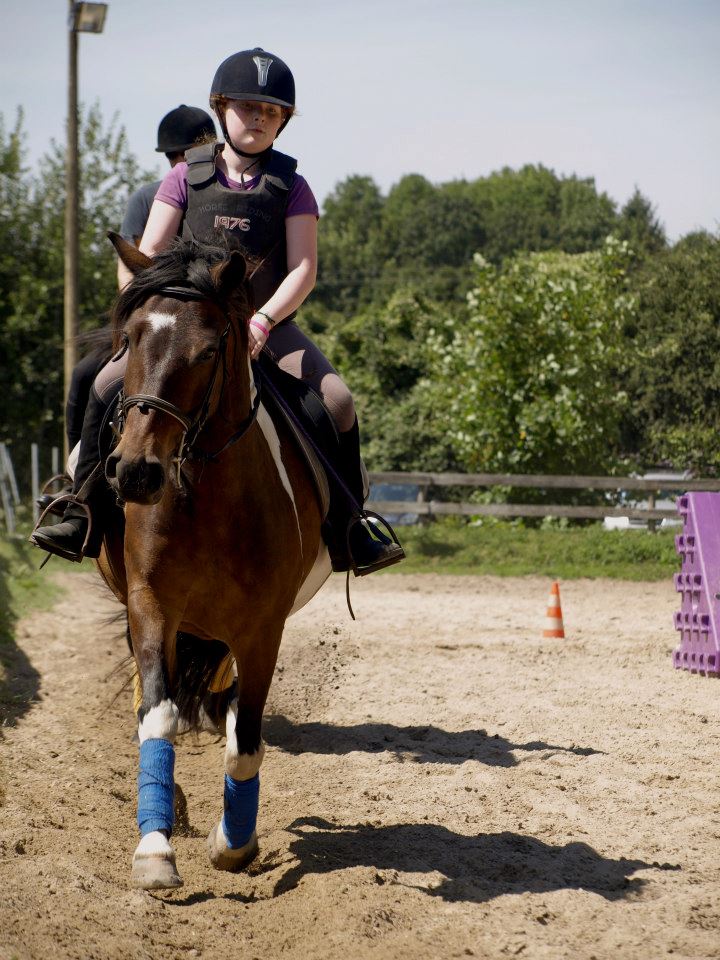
[198,347,217,362]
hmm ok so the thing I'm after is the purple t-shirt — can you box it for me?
[155,161,319,219]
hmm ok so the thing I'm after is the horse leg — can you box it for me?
[207,645,277,871]
[128,594,183,890]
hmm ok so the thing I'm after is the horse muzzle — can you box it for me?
[106,450,166,505]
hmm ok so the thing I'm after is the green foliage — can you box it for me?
[0,105,155,480]
[313,164,636,318]
[422,237,636,477]
[313,289,459,470]
[391,518,678,580]
[621,231,720,472]
[617,188,667,258]
[315,175,385,315]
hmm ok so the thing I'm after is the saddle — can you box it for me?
[256,353,336,520]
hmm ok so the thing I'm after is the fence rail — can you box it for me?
[366,470,713,523]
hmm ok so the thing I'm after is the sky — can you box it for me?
[1,0,718,240]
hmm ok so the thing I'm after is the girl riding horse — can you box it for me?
[32,47,404,577]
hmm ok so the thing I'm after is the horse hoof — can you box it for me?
[207,822,259,872]
[131,833,183,889]
[131,851,183,889]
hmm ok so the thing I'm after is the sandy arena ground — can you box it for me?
[1,570,719,960]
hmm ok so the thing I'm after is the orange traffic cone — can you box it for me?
[543,581,565,638]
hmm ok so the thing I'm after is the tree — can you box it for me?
[312,289,458,471]
[422,237,636,478]
[314,175,385,316]
[0,105,155,482]
[621,231,720,472]
[617,187,667,257]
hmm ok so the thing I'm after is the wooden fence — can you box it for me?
[366,471,720,523]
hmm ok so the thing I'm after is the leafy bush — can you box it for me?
[621,231,720,472]
[421,237,636,479]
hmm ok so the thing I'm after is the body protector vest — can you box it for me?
[182,142,298,314]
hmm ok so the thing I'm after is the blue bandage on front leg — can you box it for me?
[137,738,175,837]
[222,773,259,849]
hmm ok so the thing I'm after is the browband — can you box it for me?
[157,285,210,301]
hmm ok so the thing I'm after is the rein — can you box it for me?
[118,284,261,484]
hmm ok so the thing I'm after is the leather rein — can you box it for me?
[117,284,262,484]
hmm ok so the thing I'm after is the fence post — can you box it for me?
[31,443,40,525]
[0,444,20,504]
[0,444,16,536]
[647,491,657,533]
[417,482,431,524]
[52,446,60,477]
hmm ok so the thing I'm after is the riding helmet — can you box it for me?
[210,48,295,110]
[155,105,216,153]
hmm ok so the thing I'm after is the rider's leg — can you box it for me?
[30,354,127,562]
[66,349,111,451]
[266,320,404,575]
[36,350,111,517]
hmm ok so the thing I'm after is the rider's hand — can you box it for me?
[248,316,270,359]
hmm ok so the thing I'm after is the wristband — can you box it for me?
[249,318,270,338]
[255,309,275,328]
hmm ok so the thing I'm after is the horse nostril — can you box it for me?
[105,451,120,480]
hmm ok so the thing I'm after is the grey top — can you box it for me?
[119,180,162,242]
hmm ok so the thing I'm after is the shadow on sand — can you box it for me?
[0,543,41,733]
[272,816,667,903]
[263,714,603,768]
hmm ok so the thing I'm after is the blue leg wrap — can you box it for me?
[222,773,259,849]
[137,738,175,837]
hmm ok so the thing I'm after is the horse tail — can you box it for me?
[172,632,236,733]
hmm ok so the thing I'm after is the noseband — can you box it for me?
[117,284,262,482]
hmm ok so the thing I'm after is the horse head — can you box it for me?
[105,233,252,504]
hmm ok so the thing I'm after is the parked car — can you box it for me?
[602,470,692,530]
[367,482,421,525]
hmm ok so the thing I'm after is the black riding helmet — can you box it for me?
[156,105,216,154]
[211,48,295,110]
[210,48,295,158]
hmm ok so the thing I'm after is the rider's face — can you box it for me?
[224,99,285,154]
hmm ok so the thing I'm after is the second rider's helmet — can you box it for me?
[210,48,295,133]
[156,105,216,153]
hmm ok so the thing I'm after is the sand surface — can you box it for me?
[1,570,719,960]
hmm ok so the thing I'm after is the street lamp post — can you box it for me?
[64,1,107,459]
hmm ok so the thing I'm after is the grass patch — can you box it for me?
[386,519,679,579]
[0,536,64,740]
[0,537,63,644]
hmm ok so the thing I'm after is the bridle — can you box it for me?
[116,284,262,484]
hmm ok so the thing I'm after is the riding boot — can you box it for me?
[30,385,115,563]
[328,419,405,576]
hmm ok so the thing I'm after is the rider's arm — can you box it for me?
[257,214,318,324]
[119,200,181,289]
[139,200,184,259]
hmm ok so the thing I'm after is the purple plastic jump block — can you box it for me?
[673,492,720,676]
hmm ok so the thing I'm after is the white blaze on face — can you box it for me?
[147,311,177,333]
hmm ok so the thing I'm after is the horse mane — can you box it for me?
[111,237,252,346]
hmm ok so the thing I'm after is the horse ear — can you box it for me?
[210,251,248,299]
[108,231,152,275]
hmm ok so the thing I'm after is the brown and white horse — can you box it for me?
[99,234,330,888]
